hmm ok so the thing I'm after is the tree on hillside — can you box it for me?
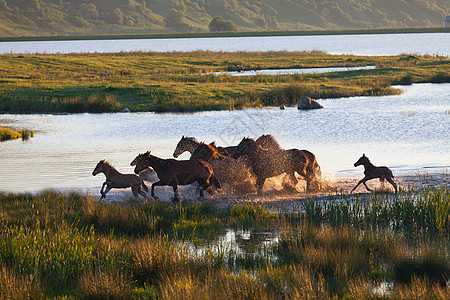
[208,16,237,32]
[164,8,189,31]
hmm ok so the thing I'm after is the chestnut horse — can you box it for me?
[92,160,148,200]
[131,151,221,201]
[190,142,256,194]
[173,136,241,158]
[350,154,397,193]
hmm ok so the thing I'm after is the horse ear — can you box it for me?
[182,135,185,138]
[146,151,151,157]
[363,153,366,157]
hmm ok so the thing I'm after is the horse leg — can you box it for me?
[136,183,148,199]
[100,182,108,199]
[362,180,372,192]
[256,177,266,194]
[172,185,180,202]
[386,177,398,194]
[102,184,112,199]
[351,177,367,193]
[151,181,163,200]
[131,186,139,198]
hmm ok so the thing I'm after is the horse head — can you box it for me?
[354,154,369,167]
[173,136,197,158]
[92,159,106,176]
[237,137,257,154]
[131,151,151,174]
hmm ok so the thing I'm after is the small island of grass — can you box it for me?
[0,51,448,113]
[0,127,34,141]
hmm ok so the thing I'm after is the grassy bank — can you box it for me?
[1,27,448,42]
[0,51,448,113]
[0,127,34,141]
[0,186,448,298]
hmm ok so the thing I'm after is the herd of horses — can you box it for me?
[92,134,397,201]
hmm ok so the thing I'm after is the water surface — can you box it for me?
[0,83,448,193]
[1,33,448,56]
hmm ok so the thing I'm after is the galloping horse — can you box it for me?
[190,142,256,194]
[350,154,397,194]
[92,160,148,200]
[236,136,323,192]
[173,136,241,158]
[255,134,322,179]
[131,151,221,201]
[236,135,321,191]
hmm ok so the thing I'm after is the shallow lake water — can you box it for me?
[208,66,375,76]
[0,83,448,193]
[1,33,449,56]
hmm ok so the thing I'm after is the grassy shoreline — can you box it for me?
[0,51,448,114]
[0,27,448,42]
[0,185,448,299]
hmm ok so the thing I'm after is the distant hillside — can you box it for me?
[0,0,449,36]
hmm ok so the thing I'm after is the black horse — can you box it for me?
[350,154,397,194]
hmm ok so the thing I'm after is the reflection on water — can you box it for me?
[0,83,449,193]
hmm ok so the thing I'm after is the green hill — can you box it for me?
[0,0,449,36]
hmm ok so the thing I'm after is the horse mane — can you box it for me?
[255,134,281,150]
[100,160,120,173]
[192,142,221,159]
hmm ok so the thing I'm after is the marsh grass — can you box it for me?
[0,52,448,112]
[0,187,448,299]
[0,126,34,141]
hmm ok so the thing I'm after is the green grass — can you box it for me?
[0,127,34,141]
[0,186,448,299]
[0,51,448,113]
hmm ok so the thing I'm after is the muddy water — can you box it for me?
[0,83,448,194]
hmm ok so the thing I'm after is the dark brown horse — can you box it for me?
[350,154,397,194]
[236,135,321,191]
[190,142,256,194]
[236,136,321,192]
[92,160,148,200]
[173,136,242,159]
[131,151,221,201]
[255,134,322,179]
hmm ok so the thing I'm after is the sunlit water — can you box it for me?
[0,83,449,193]
[0,33,449,56]
[207,66,376,76]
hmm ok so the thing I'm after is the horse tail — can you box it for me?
[141,181,149,193]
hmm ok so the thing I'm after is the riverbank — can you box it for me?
[0,51,448,113]
[0,27,448,42]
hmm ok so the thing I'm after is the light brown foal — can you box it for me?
[350,154,397,194]
[92,160,148,200]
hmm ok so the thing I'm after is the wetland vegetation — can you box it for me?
[0,126,33,141]
[0,185,448,299]
[0,51,448,113]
